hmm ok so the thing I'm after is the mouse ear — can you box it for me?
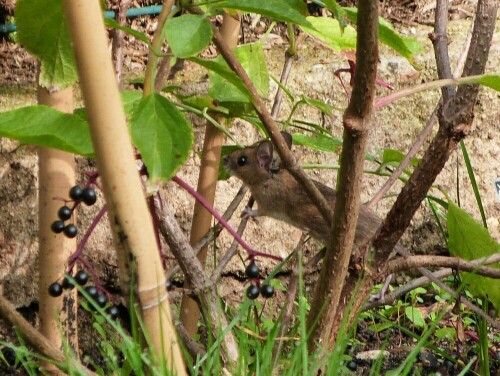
[280,131,293,150]
[256,140,274,170]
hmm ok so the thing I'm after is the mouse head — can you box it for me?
[223,132,292,186]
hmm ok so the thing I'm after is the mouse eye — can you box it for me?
[237,156,248,166]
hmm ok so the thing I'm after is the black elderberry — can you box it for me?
[63,224,78,238]
[260,284,275,298]
[444,359,454,370]
[347,361,357,371]
[245,263,260,279]
[106,306,119,320]
[84,286,99,299]
[96,294,107,308]
[62,277,75,290]
[51,220,65,233]
[1,346,16,367]
[69,185,83,200]
[58,206,72,221]
[48,282,63,297]
[81,187,97,206]
[74,270,89,286]
[246,284,260,300]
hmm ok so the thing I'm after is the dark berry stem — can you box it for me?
[148,194,166,268]
[68,205,108,268]
[77,257,107,296]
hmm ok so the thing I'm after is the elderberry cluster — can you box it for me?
[50,185,97,238]
[48,270,119,320]
[245,262,275,300]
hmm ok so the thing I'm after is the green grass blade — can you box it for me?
[460,140,487,228]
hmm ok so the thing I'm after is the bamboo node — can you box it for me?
[140,293,169,310]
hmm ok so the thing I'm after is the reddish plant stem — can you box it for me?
[172,176,282,262]
[148,194,164,266]
[68,205,107,268]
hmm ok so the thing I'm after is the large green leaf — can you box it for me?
[74,91,143,122]
[16,0,77,89]
[292,133,342,152]
[164,14,213,58]
[301,16,356,51]
[0,106,93,156]
[208,42,269,103]
[190,57,251,100]
[477,74,500,92]
[220,0,311,27]
[447,203,500,311]
[129,94,193,182]
[324,0,348,29]
[121,91,143,118]
[382,148,419,167]
[343,8,423,68]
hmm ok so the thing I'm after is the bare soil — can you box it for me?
[0,3,499,374]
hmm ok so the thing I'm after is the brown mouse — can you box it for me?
[223,132,382,248]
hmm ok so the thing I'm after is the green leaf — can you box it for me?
[190,57,251,100]
[382,148,419,167]
[218,145,242,180]
[207,42,268,103]
[367,322,394,333]
[164,14,213,58]
[301,16,356,51]
[447,203,500,311]
[0,106,93,156]
[121,91,143,118]
[300,96,336,115]
[404,306,425,328]
[292,133,342,152]
[220,0,311,27]
[324,0,348,30]
[343,8,423,68]
[179,95,229,115]
[129,94,193,182]
[16,0,77,89]
[216,102,255,117]
[105,18,150,45]
[477,74,500,92]
[74,91,142,122]
[434,327,456,340]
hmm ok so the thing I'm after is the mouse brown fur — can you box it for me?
[223,133,382,247]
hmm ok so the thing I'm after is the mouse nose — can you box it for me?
[223,156,229,164]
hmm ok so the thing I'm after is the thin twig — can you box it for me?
[111,0,132,89]
[272,234,307,360]
[387,253,500,278]
[143,0,175,96]
[431,0,455,100]
[165,184,248,280]
[173,176,282,261]
[367,107,438,208]
[211,197,254,283]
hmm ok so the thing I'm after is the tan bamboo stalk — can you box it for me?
[63,1,185,373]
[37,84,78,375]
[180,11,241,335]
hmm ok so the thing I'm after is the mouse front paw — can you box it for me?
[241,206,259,219]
